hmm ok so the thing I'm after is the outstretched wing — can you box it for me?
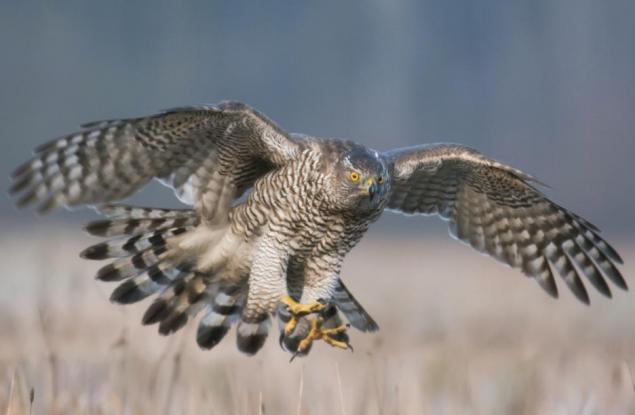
[10,101,300,222]
[386,143,626,303]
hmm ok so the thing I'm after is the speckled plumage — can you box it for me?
[11,101,626,356]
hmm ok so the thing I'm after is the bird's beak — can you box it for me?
[365,178,379,200]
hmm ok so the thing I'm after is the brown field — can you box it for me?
[1,228,634,414]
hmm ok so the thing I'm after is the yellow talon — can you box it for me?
[280,295,326,315]
[284,316,298,336]
[297,317,321,352]
[297,316,350,353]
[280,295,326,336]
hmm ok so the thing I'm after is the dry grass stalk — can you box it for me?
[4,370,16,415]
[162,352,183,415]
[258,391,264,415]
[296,365,304,415]
[37,303,59,415]
[28,388,34,415]
[335,362,347,415]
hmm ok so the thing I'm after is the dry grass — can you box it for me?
[1,227,634,414]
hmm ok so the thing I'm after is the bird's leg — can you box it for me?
[296,316,350,353]
[280,295,325,336]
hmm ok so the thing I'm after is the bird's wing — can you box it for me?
[11,101,300,222]
[385,143,626,303]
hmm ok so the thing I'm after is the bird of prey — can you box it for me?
[10,101,627,357]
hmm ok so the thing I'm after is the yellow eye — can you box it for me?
[350,172,360,182]
[377,176,384,184]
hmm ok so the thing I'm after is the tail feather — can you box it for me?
[94,246,170,281]
[85,203,199,237]
[85,216,198,237]
[97,204,195,220]
[81,228,188,260]
[197,287,243,349]
[157,274,208,335]
[144,278,245,339]
[236,317,271,355]
[110,267,187,304]
[84,203,199,305]
[333,279,379,332]
[140,271,213,328]
[85,204,254,352]
[141,274,202,329]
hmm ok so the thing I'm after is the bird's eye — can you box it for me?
[377,176,384,184]
[350,172,360,182]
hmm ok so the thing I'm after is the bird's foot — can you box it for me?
[278,299,353,359]
[296,316,351,354]
[280,295,326,336]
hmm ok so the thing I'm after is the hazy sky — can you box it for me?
[2,0,634,234]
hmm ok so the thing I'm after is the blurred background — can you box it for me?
[1,1,634,414]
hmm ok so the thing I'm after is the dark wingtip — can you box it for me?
[8,174,33,195]
[79,120,103,129]
[85,220,111,236]
[36,197,58,215]
[80,243,110,260]
[535,274,559,300]
[598,284,613,299]
[576,289,591,306]
[589,273,613,299]
[96,264,121,282]
[611,269,628,291]
[11,159,34,179]
[15,188,38,209]
[34,137,64,153]
[605,242,625,265]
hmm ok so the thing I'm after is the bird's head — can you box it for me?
[328,145,390,213]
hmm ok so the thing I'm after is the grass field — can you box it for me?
[1,228,634,414]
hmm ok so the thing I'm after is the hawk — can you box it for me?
[10,101,627,356]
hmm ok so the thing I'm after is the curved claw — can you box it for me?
[295,316,352,354]
[280,296,326,337]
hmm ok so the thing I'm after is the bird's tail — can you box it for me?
[81,204,246,342]
[81,205,200,305]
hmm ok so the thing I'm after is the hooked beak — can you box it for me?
[365,178,380,200]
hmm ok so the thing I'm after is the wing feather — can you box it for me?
[386,143,626,303]
[11,101,300,221]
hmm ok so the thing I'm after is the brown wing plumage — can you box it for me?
[386,143,626,303]
[10,101,300,222]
